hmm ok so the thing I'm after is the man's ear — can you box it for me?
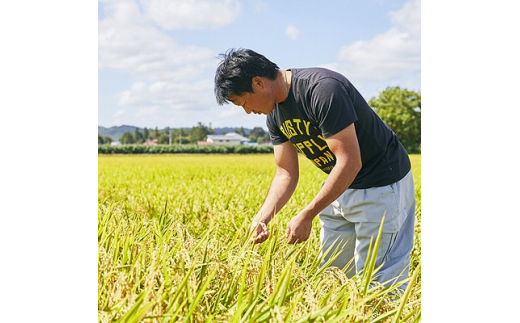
[251,76,264,89]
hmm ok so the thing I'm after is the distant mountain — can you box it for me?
[98,125,253,141]
[98,125,139,140]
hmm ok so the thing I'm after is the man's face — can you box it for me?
[228,77,276,115]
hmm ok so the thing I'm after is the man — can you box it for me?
[214,48,416,288]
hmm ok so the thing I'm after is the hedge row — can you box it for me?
[98,144,274,154]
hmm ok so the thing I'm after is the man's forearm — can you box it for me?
[300,161,359,220]
[300,123,362,221]
[254,173,298,223]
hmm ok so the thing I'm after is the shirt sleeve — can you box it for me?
[309,77,358,138]
[266,114,288,145]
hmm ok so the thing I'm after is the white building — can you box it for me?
[206,132,250,145]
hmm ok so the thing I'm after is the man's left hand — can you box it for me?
[285,213,313,244]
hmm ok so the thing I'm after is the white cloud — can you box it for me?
[114,109,125,118]
[323,0,421,95]
[99,1,214,81]
[135,106,160,118]
[117,79,215,109]
[98,0,227,128]
[140,0,241,30]
[217,106,267,128]
[109,78,220,128]
[285,24,300,40]
[117,81,147,106]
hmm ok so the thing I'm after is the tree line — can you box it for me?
[368,86,421,153]
[98,122,271,146]
[99,87,421,153]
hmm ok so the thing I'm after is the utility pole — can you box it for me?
[169,128,172,145]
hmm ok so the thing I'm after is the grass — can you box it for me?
[98,154,421,322]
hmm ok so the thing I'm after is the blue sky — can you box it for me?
[98,0,421,130]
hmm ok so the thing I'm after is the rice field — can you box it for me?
[98,153,421,322]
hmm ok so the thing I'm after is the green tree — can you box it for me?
[248,127,265,142]
[158,133,169,144]
[169,128,187,144]
[177,128,189,144]
[236,127,246,136]
[151,127,161,139]
[120,131,136,144]
[248,127,270,144]
[258,133,271,144]
[368,86,421,153]
[98,135,113,144]
[163,127,171,144]
[134,128,143,144]
[189,122,214,142]
[143,127,150,142]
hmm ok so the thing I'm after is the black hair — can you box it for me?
[214,48,279,105]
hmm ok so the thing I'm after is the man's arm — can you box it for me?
[250,141,299,243]
[285,123,362,244]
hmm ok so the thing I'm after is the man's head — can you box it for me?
[214,48,280,106]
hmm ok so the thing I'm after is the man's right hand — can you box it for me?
[250,221,269,244]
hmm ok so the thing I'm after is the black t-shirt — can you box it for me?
[267,67,411,189]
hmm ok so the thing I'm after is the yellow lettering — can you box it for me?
[293,119,303,135]
[319,156,328,164]
[279,125,289,138]
[303,140,315,154]
[296,142,305,152]
[310,139,328,151]
[304,120,311,136]
[313,158,322,167]
[284,120,297,138]
[292,144,303,154]
[323,150,335,162]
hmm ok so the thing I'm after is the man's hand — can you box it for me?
[250,221,269,244]
[285,213,313,244]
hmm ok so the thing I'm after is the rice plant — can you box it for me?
[98,154,421,322]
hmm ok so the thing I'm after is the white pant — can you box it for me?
[319,170,416,288]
